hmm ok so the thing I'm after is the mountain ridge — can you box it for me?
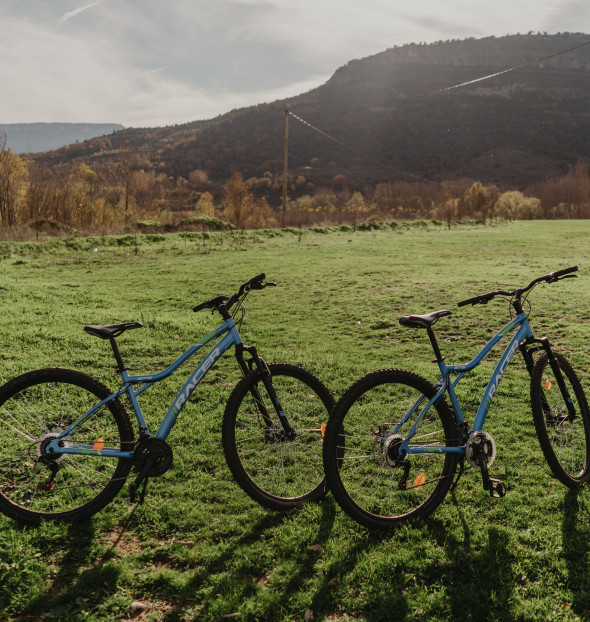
[29,33,590,190]
[2,123,124,154]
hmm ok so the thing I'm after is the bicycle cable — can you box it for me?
[231,295,247,331]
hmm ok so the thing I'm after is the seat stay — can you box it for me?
[396,382,448,444]
[47,386,134,458]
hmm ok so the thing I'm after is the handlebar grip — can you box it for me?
[549,265,578,280]
[193,295,229,312]
[238,273,266,295]
[457,291,500,307]
[457,296,479,307]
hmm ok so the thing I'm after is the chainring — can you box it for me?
[465,431,496,469]
[133,437,174,477]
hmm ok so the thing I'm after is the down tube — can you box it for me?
[472,322,532,431]
[156,329,240,439]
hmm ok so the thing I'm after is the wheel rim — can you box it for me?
[335,379,455,520]
[0,378,129,517]
[232,372,328,501]
[540,366,589,479]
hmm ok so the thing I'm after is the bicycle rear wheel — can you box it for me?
[222,363,334,509]
[323,369,459,529]
[0,368,133,524]
[530,352,590,487]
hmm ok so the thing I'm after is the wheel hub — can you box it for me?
[383,434,404,466]
[36,427,70,464]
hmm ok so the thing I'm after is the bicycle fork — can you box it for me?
[235,345,296,441]
[520,337,577,420]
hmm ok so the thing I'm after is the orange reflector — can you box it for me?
[545,379,552,390]
[93,438,105,450]
[320,422,327,438]
[414,473,427,488]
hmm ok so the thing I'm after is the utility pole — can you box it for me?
[281,107,289,228]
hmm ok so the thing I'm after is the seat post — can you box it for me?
[426,327,445,363]
[109,338,127,372]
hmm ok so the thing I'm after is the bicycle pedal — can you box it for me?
[489,478,506,499]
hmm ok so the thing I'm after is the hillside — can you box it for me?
[2,123,124,154]
[32,33,590,190]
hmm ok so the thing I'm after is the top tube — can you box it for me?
[445,314,526,375]
[123,318,238,385]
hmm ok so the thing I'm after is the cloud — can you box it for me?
[0,0,583,127]
[58,1,103,26]
[542,0,590,32]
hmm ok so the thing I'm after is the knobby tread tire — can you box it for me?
[0,368,133,524]
[530,352,590,487]
[222,363,335,510]
[323,368,459,529]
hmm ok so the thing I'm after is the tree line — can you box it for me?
[1,133,590,235]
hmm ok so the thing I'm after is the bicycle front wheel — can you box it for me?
[323,369,459,529]
[530,352,590,487]
[222,363,335,510]
[0,368,133,524]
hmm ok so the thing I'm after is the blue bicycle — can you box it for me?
[323,266,590,528]
[0,274,334,525]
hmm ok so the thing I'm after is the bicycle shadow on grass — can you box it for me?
[427,491,515,622]
[175,498,341,620]
[19,520,121,620]
[301,495,513,622]
[562,488,590,617]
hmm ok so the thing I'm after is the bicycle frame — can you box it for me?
[46,317,244,459]
[398,312,534,457]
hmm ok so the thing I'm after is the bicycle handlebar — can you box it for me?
[457,266,578,307]
[193,274,276,314]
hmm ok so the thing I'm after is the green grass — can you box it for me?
[1,220,590,620]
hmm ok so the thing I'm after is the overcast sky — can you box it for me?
[1,0,589,128]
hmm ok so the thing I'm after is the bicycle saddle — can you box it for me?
[399,310,451,329]
[84,322,144,339]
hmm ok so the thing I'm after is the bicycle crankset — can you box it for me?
[465,431,506,498]
[133,437,173,477]
[465,431,496,469]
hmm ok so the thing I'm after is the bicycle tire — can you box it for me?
[530,352,590,487]
[323,369,459,529]
[0,368,133,524]
[222,363,335,509]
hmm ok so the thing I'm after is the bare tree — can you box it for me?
[0,130,29,227]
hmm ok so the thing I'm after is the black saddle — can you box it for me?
[399,310,451,329]
[84,322,144,340]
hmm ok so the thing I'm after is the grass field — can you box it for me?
[1,220,590,621]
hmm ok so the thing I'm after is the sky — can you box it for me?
[1,0,589,128]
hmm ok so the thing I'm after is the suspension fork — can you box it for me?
[234,345,296,438]
[521,337,576,419]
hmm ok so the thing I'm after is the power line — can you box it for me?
[289,110,451,186]
[415,37,590,99]
[289,37,590,188]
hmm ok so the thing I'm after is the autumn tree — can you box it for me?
[223,171,263,229]
[0,133,29,227]
[196,191,217,217]
[433,197,459,229]
[118,141,141,224]
[346,191,366,228]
